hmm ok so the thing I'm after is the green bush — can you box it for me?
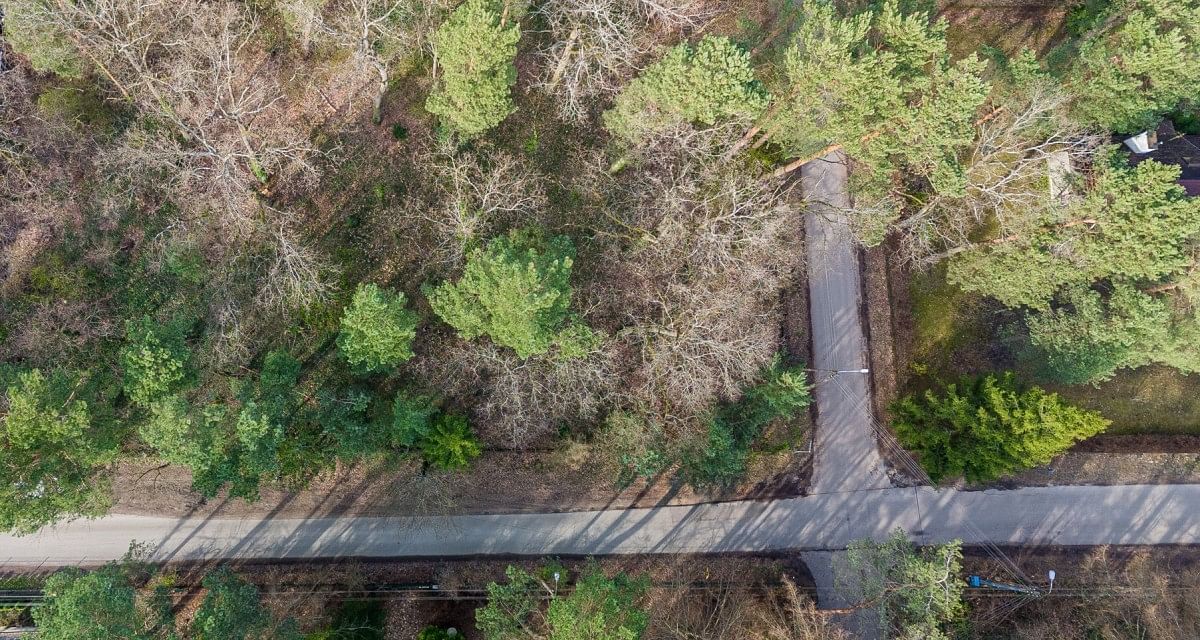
[426,228,597,359]
[2,0,85,77]
[120,316,191,408]
[416,626,458,640]
[893,373,1110,483]
[424,0,520,139]
[604,35,768,145]
[36,85,123,134]
[601,411,666,487]
[420,414,482,470]
[679,358,812,491]
[337,283,420,373]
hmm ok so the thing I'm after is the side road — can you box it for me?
[2,484,1197,566]
[803,151,890,495]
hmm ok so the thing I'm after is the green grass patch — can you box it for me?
[908,264,992,377]
[903,267,1200,436]
[1044,366,1200,435]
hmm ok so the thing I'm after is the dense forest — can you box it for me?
[1,0,1198,534]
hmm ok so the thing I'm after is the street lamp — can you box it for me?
[804,367,870,375]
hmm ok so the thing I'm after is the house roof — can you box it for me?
[1126,121,1200,196]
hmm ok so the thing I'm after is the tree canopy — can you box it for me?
[604,35,768,145]
[34,562,167,640]
[948,154,1200,309]
[893,373,1109,482]
[191,568,300,640]
[476,562,649,640]
[1066,0,1200,133]
[34,559,297,640]
[425,0,521,139]
[427,229,597,359]
[846,529,966,640]
[945,152,1200,382]
[337,283,420,372]
[0,368,119,534]
[753,0,989,241]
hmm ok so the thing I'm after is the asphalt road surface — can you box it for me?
[1,484,1197,566]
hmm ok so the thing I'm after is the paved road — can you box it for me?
[2,484,1197,565]
[802,152,890,495]
[801,152,891,637]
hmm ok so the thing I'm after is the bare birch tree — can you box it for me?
[415,142,548,269]
[319,0,449,123]
[424,339,615,449]
[28,0,320,233]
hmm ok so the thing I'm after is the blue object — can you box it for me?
[967,575,1039,594]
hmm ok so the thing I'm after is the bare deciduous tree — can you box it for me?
[36,0,321,233]
[416,143,548,269]
[891,83,1102,264]
[603,124,800,426]
[319,0,450,122]
[257,223,338,313]
[536,0,716,122]
[426,340,615,449]
[652,577,849,640]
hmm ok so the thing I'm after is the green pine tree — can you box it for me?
[893,373,1110,483]
[426,228,598,359]
[425,0,520,139]
[337,283,420,373]
[1067,0,1200,133]
[604,35,768,145]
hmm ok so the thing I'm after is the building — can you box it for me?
[1123,120,1200,196]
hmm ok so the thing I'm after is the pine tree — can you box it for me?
[426,228,597,359]
[337,283,420,373]
[846,530,965,639]
[1067,0,1200,133]
[603,35,768,145]
[893,373,1109,482]
[948,154,1200,309]
[1026,284,1200,384]
[753,0,989,238]
[425,0,520,139]
[477,563,649,640]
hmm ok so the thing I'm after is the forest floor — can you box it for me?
[137,553,815,639]
[109,434,812,519]
[938,0,1071,60]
